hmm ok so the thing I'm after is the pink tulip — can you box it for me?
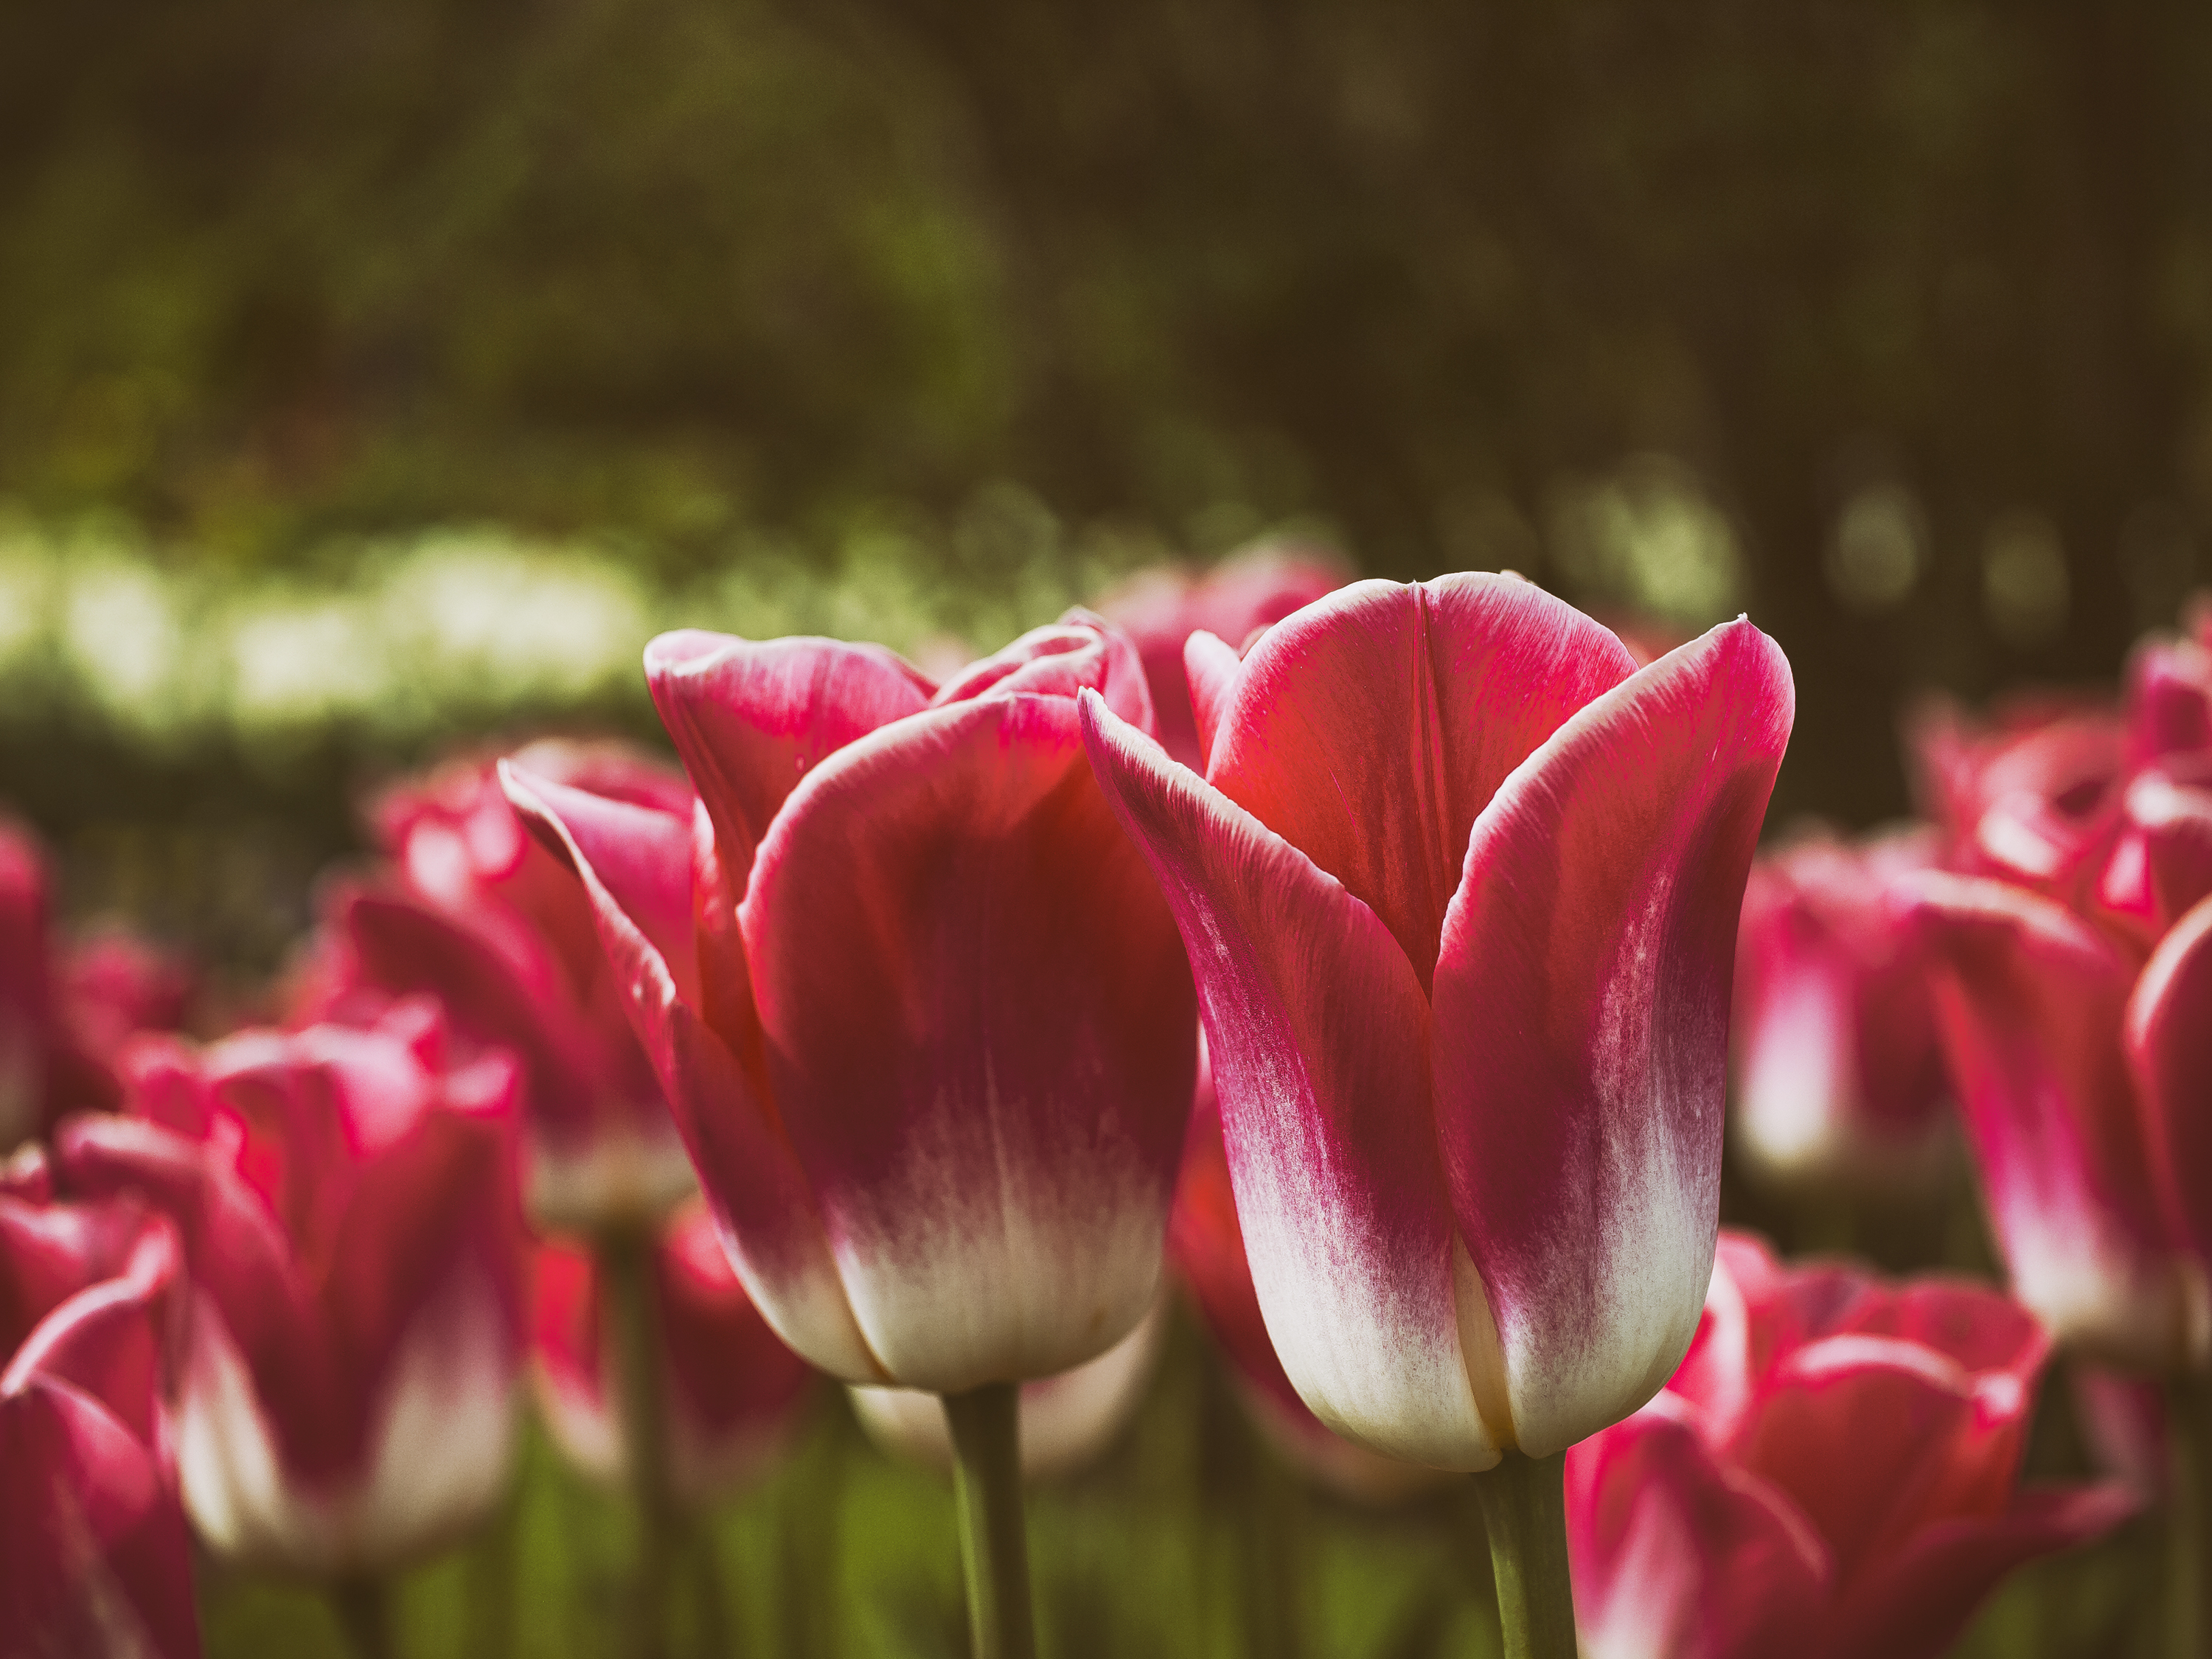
[1566,1231,2133,1659]
[0,818,192,1150]
[52,1000,526,1575]
[1731,826,1950,1186]
[298,741,699,1228]
[1080,574,1794,1468]
[2,1169,199,1658]
[532,1197,814,1506]
[500,613,1197,1391]
[1169,1070,1447,1504]
[1095,543,1349,769]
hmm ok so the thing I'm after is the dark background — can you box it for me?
[4,0,2211,964]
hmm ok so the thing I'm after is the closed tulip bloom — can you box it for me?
[52,1001,526,1576]
[1566,1232,2134,1659]
[1,1181,198,1659]
[848,1292,1168,1483]
[1731,826,1950,1186]
[1170,1068,1447,1505]
[1095,542,1349,769]
[500,612,1196,1392]
[532,1198,813,1506]
[1080,574,1793,1469]
[302,741,699,1229]
[0,818,192,1150]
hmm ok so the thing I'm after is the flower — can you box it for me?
[1169,1058,1447,1504]
[1898,618,2212,1372]
[532,1197,814,1506]
[1,1164,199,1658]
[1565,1231,2135,1659]
[500,613,1197,1392]
[52,1000,527,1576]
[1731,825,1950,1186]
[0,817,192,1151]
[1094,542,1349,769]
[847,1292,1168,1483]
[296,740,698,1228]
[1079,574,1793,1468]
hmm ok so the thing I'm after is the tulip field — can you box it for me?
[5,521,2210,1659]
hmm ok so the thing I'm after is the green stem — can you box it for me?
[329,1575,395,1659]
[1472,1450,1577,1659]
[599,1222,677,1659]
[941,1382,1036,1659]
[2167,1370,2212,1659]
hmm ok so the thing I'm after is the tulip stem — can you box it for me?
[2168,1369,2212,1659]
[330,1575,395,1659]
[941,1382,1035,1659]
[1472,1450,1577,1659]
[599,1222,678,1659]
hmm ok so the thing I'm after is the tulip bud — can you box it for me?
[532,1199,813,1506]
[1567,1232,2135,1659]
[55,1001,527,1577]
[1,1186,199,1658]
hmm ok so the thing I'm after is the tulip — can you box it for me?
[50,999,526,1627]
[1095,542,1348,769]
[1169,1065,1447,1506]
[1,1175,199,1659]
[1731,825,1950,1189]
[0,817,192,1150]
[532,1197,814,1506]
[1565,1231,2134,1659]
[298,740,698,1231]
[501,611,1198,1659]
[848,1291,1167,1483]
[1078,574,1793,1656]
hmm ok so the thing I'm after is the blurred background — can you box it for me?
[5,0,2212,973]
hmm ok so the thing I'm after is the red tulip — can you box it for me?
[0,818,192,1150]
[1731,826,1950,1186]
[52,1000,526,1575]
[1094,542,1349,769]
[1,1171,199,1659]
[298,741,699,1228]
[1566,1231,2134,1659]
[532,1197,813,1506]
[500,613,1197,1391]
[1080,574,1792,1469]
[1169,1062,1447,1504]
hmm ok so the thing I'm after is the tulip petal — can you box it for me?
[1434,618,1793,1456]
[2129,892,2212,1269]
[1900,870,2195,1370]
[1082,691,1498,1468]
[1818,1484,2138,1659]
[498,764,880,1382]
[644,630,933,897]
[1568,1401,1829,1659]
[1183,630,1242,773]
[742,693,1194,1391]
[1209,574,1638,992]
[929,613,1155,733]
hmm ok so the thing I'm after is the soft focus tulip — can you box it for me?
[501,612,1197,1393]
[297,741,698,1228]
[1731,825,1950,1186]
[1081,574,1793,1469]
[0,818,192,1150]
[1566,1231,2134,1659]
[2,1175,198,1659]
[53,1000,526,1576]
[532,1197,813,1506]
[1169,1066,1447,1504]
[1094,542,1349,769]
[848,1290,1168,1483]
